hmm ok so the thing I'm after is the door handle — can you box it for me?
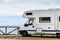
[32,26,34,28]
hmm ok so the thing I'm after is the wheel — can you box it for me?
[21,31,28,37]
[56,33,60,38]
[19,31,31,37]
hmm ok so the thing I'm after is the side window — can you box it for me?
[59,16,60,21]
[39,17,51,23]
[29,19,34,25]
[26,13,32,15]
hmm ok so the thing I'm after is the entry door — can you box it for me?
[54,15,59,30]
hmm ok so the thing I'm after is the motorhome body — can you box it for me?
[19,9,60,37]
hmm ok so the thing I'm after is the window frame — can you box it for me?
[39,17,51,23]
[59,16,60,22]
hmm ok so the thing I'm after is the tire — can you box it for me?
[56,33,60,38]
[21,31,28,37]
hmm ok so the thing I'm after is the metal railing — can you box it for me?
[0,26,20,35]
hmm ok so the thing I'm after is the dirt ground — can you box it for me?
[0,35,60,40]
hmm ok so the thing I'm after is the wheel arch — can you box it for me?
[19,30,28,34]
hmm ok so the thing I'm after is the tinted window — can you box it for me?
[59,16,60,21]
[39,17,51,23]
[26,13,32,15]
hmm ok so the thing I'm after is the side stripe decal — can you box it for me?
[42,30,60,32]
[20,30,37,31]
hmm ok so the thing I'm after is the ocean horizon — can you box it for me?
[0,16,27,26]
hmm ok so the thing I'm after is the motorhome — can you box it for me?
[19,9,60,38]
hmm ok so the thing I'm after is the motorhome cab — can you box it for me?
[19,9,60,38]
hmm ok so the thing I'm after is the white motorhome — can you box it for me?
[19,9,60,38]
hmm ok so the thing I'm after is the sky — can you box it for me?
[0,0,60,25]
[0,0,60,34]
[0,0,59,26]
[0,0,60,16]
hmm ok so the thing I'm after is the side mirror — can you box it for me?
[24,24,29,27]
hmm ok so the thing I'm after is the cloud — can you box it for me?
[0,0,59,16]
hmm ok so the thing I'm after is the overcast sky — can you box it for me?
[0,0,60,26]
[0,0,60,16]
